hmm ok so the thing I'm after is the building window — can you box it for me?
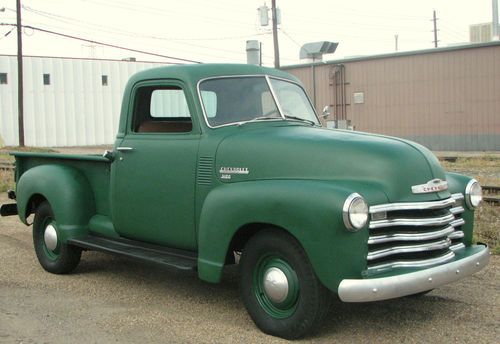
[0,73,7,84]
[43,73,51,85]
[102,75,108,86]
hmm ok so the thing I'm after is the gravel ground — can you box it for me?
[0,193,499,344]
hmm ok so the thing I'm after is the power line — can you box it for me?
[280,29,303,49]
[82,0,256,30]
[17,5,276,62]
[22,5,266,42]
[0,23,202,63]
[4,18,250,62]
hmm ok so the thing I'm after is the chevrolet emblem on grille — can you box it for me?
[411,179,448,194]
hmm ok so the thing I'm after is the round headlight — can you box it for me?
[465,179,482,209]
[343,193,369,231]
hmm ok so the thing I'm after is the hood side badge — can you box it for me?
[219,167,249,180]
[411,179,448,194]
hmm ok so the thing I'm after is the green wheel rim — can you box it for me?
[253,255,300,319]
[41,218,60,261]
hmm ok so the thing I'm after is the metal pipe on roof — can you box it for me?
[493,0,499,39]
[311,64,316,110]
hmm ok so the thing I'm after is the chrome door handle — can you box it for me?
[116,147,134,152]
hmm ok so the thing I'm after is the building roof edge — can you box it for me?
[281,41,500,69]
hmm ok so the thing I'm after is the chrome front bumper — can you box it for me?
[338,245,490,302]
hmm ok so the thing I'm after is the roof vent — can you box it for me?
[300,41,338,62]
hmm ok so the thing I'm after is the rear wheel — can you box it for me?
[33,201,81,274]
[240,229,332,339]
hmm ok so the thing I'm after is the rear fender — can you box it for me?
[16,164,95,242]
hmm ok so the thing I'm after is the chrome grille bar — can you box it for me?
[448,231,464,240]
[450,206,465,215]
[450,243,466,251]
[370,197,456,213]
[450,218,465,227]
[368,225,455,245]
[367,239,451,261]
[370,213,455,229]
[367,251,456,273]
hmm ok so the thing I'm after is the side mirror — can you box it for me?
[321,105,330,119]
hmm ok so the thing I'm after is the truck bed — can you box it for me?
[13,152,112,217]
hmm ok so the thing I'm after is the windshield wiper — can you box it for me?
[283,115,318,126]
[237,116,282,126]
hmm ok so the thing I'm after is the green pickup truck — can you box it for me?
[1,64,489,339]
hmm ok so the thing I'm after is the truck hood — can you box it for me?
[214,124,449,203]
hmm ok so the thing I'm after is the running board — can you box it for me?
[68,235,198,271]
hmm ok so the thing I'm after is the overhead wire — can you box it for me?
[10,2,458,64]
[19,5,279,62]
[22,5,266,42]
[0,23,202,63]
[82,0,256,30]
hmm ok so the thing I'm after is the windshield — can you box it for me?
[199,76,320,127]
[268,78,319,124]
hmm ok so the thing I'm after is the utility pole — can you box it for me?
[432,10,439,48]
[271,0,280,68]
[16,0,25,147]
[394,34,399,51]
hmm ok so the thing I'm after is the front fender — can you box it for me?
[197,179,386,291]
[16,164,95,242]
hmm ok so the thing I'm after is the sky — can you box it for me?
[0,0,497,66]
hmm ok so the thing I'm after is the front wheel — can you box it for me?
[240,229,332,339]
[33,201,81,274]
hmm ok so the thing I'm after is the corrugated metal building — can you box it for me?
[283,42,500,151]
[0,55,165,147]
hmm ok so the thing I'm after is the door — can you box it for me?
[111,81,200,250]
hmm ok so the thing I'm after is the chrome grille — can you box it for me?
[367,193,465,274]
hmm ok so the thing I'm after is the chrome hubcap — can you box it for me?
[44,224,58,251]
[263,267,289,303]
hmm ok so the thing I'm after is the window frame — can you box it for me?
[128,80,197,135]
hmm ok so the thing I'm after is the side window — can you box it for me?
[150,89,190,118]
[133,86,193,133]
[200,90,217,118]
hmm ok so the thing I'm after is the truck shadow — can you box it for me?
[73,251,469,338]
[318,295,462,336]
[74,250,242,304]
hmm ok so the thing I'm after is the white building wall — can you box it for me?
[0,56,165,147]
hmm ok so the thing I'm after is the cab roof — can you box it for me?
[126,63,300,86]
